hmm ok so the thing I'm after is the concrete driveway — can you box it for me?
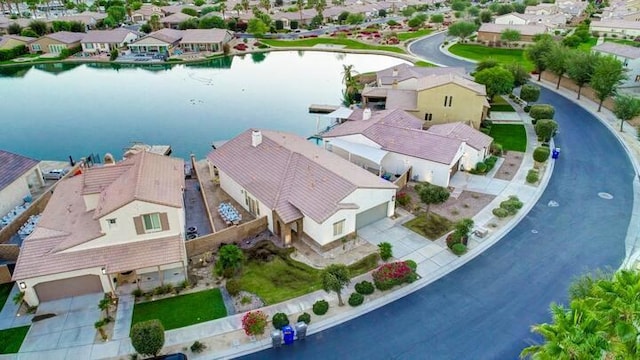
[18,293,102,359]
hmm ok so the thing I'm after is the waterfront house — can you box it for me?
[207,129,397,250]
[128,28,183,54]
[0,150,44,219]
[179,29,234,53]
[361,64,489,129]
[81,28,139,54]
[0,35,35,50]
[477,23,549,43]
[28,31,85,54]
[321,109,492,187]
[592,42,640,87]
[12,151,188,306]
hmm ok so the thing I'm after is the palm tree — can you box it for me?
[233,3,242,18]
[219,1,227,19]
[241,0,250,11]
[259,0,271,13]
[98,297,111,318]
[320,264,350,306]
[314,0,326,19]
[296,0,304,21]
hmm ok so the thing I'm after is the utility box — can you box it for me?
[282,325,295,345]
[271,330,282,348]
[295,322,308,340]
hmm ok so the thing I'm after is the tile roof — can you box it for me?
[324,108,423,138]
[0,35,36,47]
[162,12,196,23]
[46,31,86,44]
[81,29,137,44]
[478,23,549,36]
[376,64,467,85]
[385,89,419,110]
[593,41,640,59]
[0,150,39,192]
[426,122,493,150]
[415,73,487,95]
[180,29,232,43]
[136,28,184,44]
[591,20,640,30]
[208,130,396,224]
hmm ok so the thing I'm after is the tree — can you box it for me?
[378,242,393,262]
[179,18,199,30]
[296,0,304,21]
[28,20,48,36]
[474,66,515,99]
[148,14,161,31]
[107,5,126,24]
[241,0,250,11]
[320,264,350,306]
[199,16,225,29]
[314,0,326,18]
[535,119,558,142]
[447,21,478,41]
[247,18,268,37]
[345,13,364,25]
[259,0,271,12]
[500,29,521,47]
[131,320,165,357]
[496,4,514,15]
[613,95,640,132]
[519,84,540,103]
[7,22,22,35]
[526,37,553,81]
[566,50,597,100]
[337,11,349,24]
[430,14,443,24]
[417,183,450,215]
[475,58,499,72]
[505,62,529,87]
[562,34,581,48]
[181,7,198,16]
[544,43,570,89]
[513,2,526,13]
[479,10,492,23]
[232,3,243,17]
[591,56,627,112]
[407,15,425,28]
[215,244,244,277]
[98,296,111,318]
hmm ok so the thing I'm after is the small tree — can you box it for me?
[613,95,640,132]
[519,84,541,103]
[247,18,268,37]
[535,119,558,142]
[417,183,450,215]
[431,14,444,24]
[526,37,553,81]
[529,104,555,121]
[475,58,499,72]
[566,50,597,100]
[533,146,550,163]
[378,242,393,262]
[591,55,627,112]
[543,43,570,89]
[320,264,350,306]
[131,320,165,357]
[215,244,244,277]
[474,66,515,99]
[447,21,478,41]
[479,10,492,23]
[98,296,111,318]
[453,218,474,243]
[28,20,48,36]
[501,29,521,47]
[505,62,530,87]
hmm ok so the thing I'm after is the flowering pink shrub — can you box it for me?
[242,310,268,336]
[372,261,417,290]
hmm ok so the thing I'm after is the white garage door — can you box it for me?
[34,275,103,302]
[356,202,389,229]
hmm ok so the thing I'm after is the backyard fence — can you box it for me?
[185,216,268,258]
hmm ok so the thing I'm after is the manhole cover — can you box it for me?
[531,229,538,234]
[598,192,613,200]
[548,200,559,207]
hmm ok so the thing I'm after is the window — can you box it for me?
[443,95,453,107]
[424,113,433,121]
[32,44,41,51]
[142,213,161,232]
[107,218,117,229]
[333,219,345,237]
[85,43,94,49]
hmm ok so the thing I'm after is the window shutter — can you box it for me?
[133,216,144,235]
[159,212,170,231]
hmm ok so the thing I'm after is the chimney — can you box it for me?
[392,67,398,77]
[251,130,262,147]
[362,108,372,121]
[392,79,398,89]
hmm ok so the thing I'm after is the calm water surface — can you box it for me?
[0,51,408,160]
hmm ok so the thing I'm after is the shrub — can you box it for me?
[372,261,417,290]
[475,162,488,173]
[451,243,467,255]
[519,84,540,103]
[492,207,509,218]
[529,104,555,121]
[526,169,539,184]
[59,45,81,58]
[490,143,503,156]
[226,279,241,297]
[272,312,290,330]
[312,300,329,315]
[396,192,411,207]
[190,340,206,353]
[535,119,558,142]
[533,146,550,163]
[355,280,375,295]
[241,311,268,336]
[131,288,143,298]
[523,105,531,113]
[297,312,311,325]
[0,45,27,61]
[500,196,523,215]
[405,259,418,273]
[109,48,118,61]
[131,320,165,357]
[348,292,364,307]
[378,242,393,261]
[453,218,474,241]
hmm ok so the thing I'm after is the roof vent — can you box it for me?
[392,67,398,77]
[251,130,262,147]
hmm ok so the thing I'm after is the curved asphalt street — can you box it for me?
[241,32,635,359]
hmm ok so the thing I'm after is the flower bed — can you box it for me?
[241,310,268,336]
[372,261,418,290]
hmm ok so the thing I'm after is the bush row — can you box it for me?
[372,261,418,291]
[0,45,27,61]
[492,195,524,218]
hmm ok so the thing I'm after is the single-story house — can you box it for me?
[45,12,107,31]
[590,20,640,37]
[128,28,183,54]
[29,31,85,54]
[0,150,44,219]
[495,12,568,30]
[131,4,164,23]
[592,42,640,87]
[12,151,187,306]
[207,129,397,249]
[179,29,234,53]
[477,23,549,43]
[161,13,196,29]
[81,28,139,54]
[0,35,35,50]
[321,109,492,187]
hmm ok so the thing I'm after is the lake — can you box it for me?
[0,51,408,161]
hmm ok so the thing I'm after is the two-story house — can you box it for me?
[12,151,187,306]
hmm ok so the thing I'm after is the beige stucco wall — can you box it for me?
[0,38,29,50]
[29,37,78,54]
[413,83,486,129]
[19,266,111,306]
[218,169,273,231]
[0,177,30,218]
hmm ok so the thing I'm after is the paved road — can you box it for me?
[241,33,635,359]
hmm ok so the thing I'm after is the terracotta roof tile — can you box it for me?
[427,122,493,150]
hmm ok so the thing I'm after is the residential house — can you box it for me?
[590,20,640,37]
[161,13,196,29]
[81,28,139,54]
[0,35,35,50]
[321,109,492,187]
[12,152,187,306]
[131,4,164,23]
[275,9,317,28]
[29,31,85,54]
[592,42,640,87]
[0,150,44,218]
[0,17,31,35]
[128,28,183,54]
[477,23,549,43]
[46,12,108,31]
[180,29,234,53]
[161,4,202,16]
[207,129,397,249]
[525,3,560,15]
[494,12,568,30]
[361,64,489,129]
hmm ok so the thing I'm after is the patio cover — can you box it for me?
[322,107,353,119]
[327,138,388,165]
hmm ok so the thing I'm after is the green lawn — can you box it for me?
[490,95,515,112]
[489,124,527,152]
[0,326,29,354]
[404,212,454,240]
[577,37,598,52]
[414,60,436,67]
[606,38,640,48]
[0,283,12,312]
[448,43,534,72]
[261,38,406,54]
[397,29,434,41]
[131,289,227,330]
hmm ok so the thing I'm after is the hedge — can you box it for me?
[312,300,329,315]
[526,169,539,184]
[348,292,364,307]
[533,146,550,163]
[529,104,555,121]
[372,261,418,291]
[0,45,27,61]
[355,280,375,295]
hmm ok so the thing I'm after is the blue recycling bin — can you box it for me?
[552,148,560,159]
[282,325,295,345]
